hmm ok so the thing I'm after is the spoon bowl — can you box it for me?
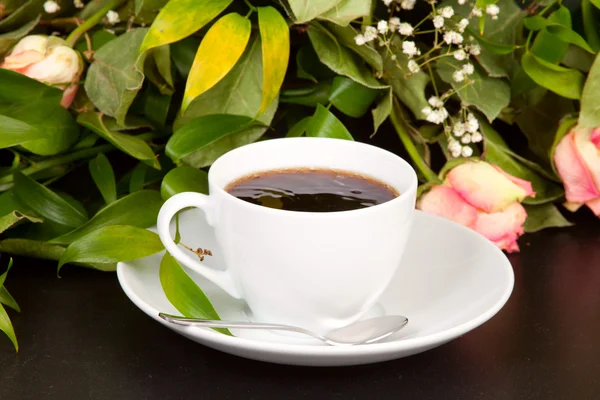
[158,313,409,346]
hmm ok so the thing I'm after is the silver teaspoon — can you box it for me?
[158,313,408,346]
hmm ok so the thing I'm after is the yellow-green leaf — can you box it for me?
[181,13,251,113]
[138,0,233,54]
[257,6,290,115]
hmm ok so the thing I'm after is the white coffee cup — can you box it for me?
[157,137,417,335]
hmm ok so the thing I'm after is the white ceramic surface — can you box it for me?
[157,138,418,335]
[117,209,514,367]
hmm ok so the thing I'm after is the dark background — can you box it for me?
[1,209,599,400]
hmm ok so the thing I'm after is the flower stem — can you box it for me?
[390,98,440,183]
[66,0,126,47]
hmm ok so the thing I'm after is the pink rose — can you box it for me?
[1,35,83,108]
[418,161,535,252]
[553,127,600,216]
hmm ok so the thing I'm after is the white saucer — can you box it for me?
[117,210,514,367]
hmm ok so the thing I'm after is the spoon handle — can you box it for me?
[159,313,321,338]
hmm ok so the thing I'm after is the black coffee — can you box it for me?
[226,168,398,212]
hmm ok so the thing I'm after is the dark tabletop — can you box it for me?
[0,210,599,400]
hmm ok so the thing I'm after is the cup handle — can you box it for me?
[157,192,242,299]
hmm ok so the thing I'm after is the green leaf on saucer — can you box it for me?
[159,252,232,336]
[161,166,208,200]
[89,153,117,205]
[306,104,354,140]
[50,190,163,245]
[13,172,88,228]
[523,203,573,233]
[58,225,164,273]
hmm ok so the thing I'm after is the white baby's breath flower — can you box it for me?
[389,17,401,32]
[428,96,444,108]
[458,0,467,4]
[461,146,473,157]
[408,59,421,73]
[466,113,479,133]
[378,20,389,34]
[74,0,84,8]
[444,31,463,45]
[471,7,483,17]
[433,15,444,29]
[422,106,433,117]
[402,41,419,57]
[460,134,472,144]
[399,22,414,36]
[457,18,469,33]
[469,44,481,55]
[401,0,416,10]
[453,49,467,61]
[426,108,449,125]
[364,26,378,41]
[453,122,466,137]
[462,63,474,75]
[439,6,455,19]
[382,0,394,6]
[106,10,120,24]
[453,70,465,82]
[486,4,500,17]
[354,34,367,46]
[43,0,60,13]
[471,131,483,142]
[448,139,462,153]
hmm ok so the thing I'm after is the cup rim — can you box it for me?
[209,137,418,218]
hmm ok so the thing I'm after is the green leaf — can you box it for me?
[582,0,600,53]
[129,162,148,193]
[280,81,332,107]
[325,22,383,73]
[171,36,199,78]
[174,36,278,168]
[160,166,208,200]
[578,53,600,129]
[318,0,371,26]
[546,25,595,53]
[0,114,45,149]
[167,114,258,163]
[0,238,65,261]
[74,29,117,53]
[139,0,232,54]
[372,88,392,134]
[0,210,42,234]
[138,84,171,128]
[306,104,353,140]
[257,6,290,115]
[288,0,341,23]
[159,252,232,335]
[0,286,20,313]
[329,76,379,117]
[0,303,17,352]
[0,0,42,32]
[530,6,571,65]
[562,45,595,72]
[383,38,430,120]
[436,59,510,122]
[144,45,174,95]
[50,190,163,245]
[479,118,564,204]
[13,172,88,228]
[524,15,548,31]
[307,22,385,89]
[58,225,164,272]
[521,52,585,100]
[295,44,335,82]
[523,203,573,233]
[0,16,40,57]
[182,13,251,113]
[286,116,311,137]
[84,28,148,126]
[77,112,159,169]
[89,153,117,205]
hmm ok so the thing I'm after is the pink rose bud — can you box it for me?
[1,35,83,108]
[553,127,600,216]
[418,161,535,253]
